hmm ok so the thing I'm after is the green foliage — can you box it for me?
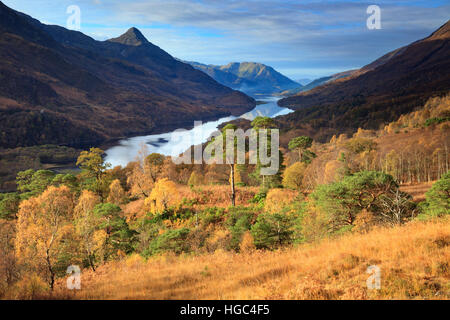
[288,136,313,152]
[16,169,55,198]
[288,136,315,163]
[146,153,165,167]
[199,207,225,226]
[251,213,299,249]
[424,117,450,127]
[250,189,268,205]
[51,174,79,191]
[76,148,110,179]
[250,151,284,188]
[227,206,255,251]
[251,116,276,129]
[310,171,404,232]
[0,192,20,219]
[93,203,137,258]
[144,228,190,257]
[420,172,449,218]
[77,148,111,198]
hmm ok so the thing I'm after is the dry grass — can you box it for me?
[53,218,449,300]
[178,185,260,209]
[400,182,434,202]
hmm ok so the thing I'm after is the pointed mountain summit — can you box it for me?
[108,27,149,46]
[0,1,254,149]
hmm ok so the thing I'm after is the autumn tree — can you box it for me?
[146,153,165,183]
[188,171,203,187]
[0,220,18,293]
[147,178,180,214]
[126,147,164,198]
[265,188,299,214]
[77,148,111,198]
[107,179,126,205]
[283,162,307,190]
[74,190,102,271]
[15,186,76,290]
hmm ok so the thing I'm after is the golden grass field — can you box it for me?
[400,182,435,203]
[53,217,449,300]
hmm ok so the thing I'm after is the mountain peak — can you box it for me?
[108,27,149,46]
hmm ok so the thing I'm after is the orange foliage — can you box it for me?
[52,218,449,300]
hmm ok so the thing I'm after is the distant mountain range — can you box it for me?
[0,1,255,149]
[296,79,312,86]
[185,61,300,96]
[278,20,450,142]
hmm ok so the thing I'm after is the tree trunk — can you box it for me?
[88,252,96,272]
[46,250,55,290]
[230,164,236,207]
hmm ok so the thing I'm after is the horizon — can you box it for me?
[3,0,449,80]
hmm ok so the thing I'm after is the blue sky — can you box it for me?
[3,0,449,80]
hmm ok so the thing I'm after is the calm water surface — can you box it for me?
[104,97,292,167]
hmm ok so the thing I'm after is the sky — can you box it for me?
[3,0,449,80]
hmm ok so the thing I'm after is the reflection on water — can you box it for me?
[104,97,292,167]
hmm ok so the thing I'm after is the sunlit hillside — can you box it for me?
[48,217,449,300]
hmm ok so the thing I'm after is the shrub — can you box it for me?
[227,206,255,251]
[309,171,414,233]
[144,228,190,257]
[250,189,267,205]
[420,172,449,218]
[251,213,298,249]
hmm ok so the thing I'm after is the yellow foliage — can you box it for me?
[282,162,307,189]
[146,178,181,214]
[323,160,344,184]
[265,188,298,213]
[7,273,48,300]
[107,179,125,205]
[188,171,203,187]
[15,186,75,285]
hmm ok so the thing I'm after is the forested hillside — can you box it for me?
[0,2,254,149]
[1,95,448,299]
[278,20,450,142]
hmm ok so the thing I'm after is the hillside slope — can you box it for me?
[52,218,450,300]
[278,20,450,142]
[0,1,255,149]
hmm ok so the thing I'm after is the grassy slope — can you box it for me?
[54,217,449,300]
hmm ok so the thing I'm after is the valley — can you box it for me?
[0,1,448,303]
